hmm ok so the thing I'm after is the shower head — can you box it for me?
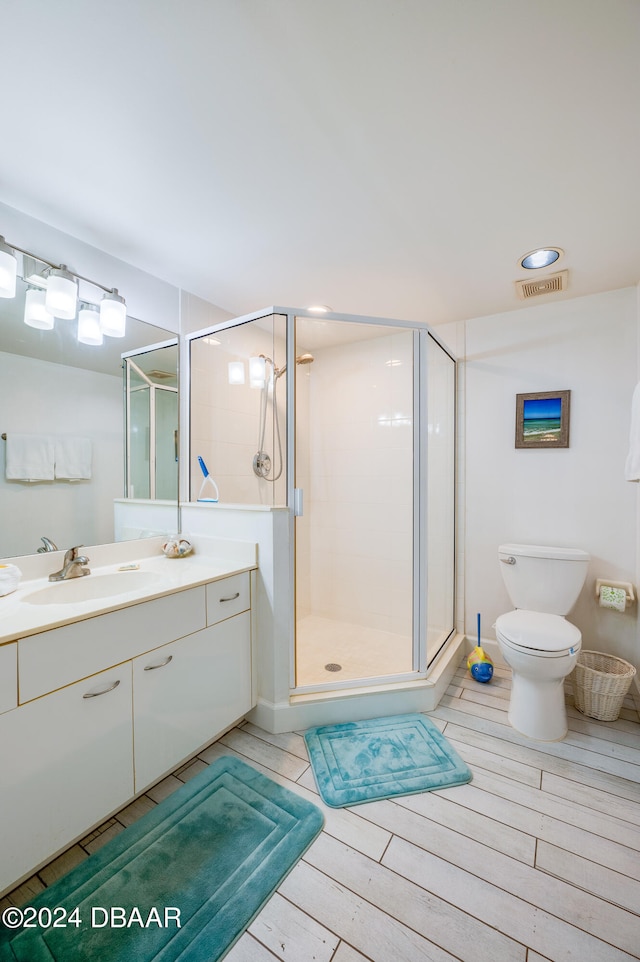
[273,353,315,379]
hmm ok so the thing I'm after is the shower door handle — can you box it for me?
[293,488,304,517]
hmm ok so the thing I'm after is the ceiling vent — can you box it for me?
[515,269,568,300]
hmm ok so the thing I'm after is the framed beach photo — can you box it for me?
[515,390,570,448]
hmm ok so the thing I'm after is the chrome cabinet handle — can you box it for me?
[219,591,240,602]
[143,655,173,671]
[83,679,121,699]
[500,556,516,565]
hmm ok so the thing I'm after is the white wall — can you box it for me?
[461,287,638,670]
[0,352,122,557]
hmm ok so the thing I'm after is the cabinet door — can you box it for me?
[0,664,133,895]
[133,611,252,792]
[0,642,17,714]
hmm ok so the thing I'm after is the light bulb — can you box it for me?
[249,355,266,388]
[228,361,245,385]
[0,237,17,298]
[77,304,103,345]
[100,288,126,337]
[24,287,55,330]
[46,266,78,319]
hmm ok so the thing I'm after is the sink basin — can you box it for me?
[23,570,167,606]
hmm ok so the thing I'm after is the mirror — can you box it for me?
[0,277,179,559]
[124,344,179,500]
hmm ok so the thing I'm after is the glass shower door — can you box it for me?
[293,315,418,689]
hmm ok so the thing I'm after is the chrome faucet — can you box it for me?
[49,546,91,582]
[37,536,59,553]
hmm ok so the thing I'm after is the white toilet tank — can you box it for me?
[498,543,590,615]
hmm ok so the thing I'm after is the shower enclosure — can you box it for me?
[124,342,179,500]
[188,308,455,693]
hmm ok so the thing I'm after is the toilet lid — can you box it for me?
[496,609,581,653]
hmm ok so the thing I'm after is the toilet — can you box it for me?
[495,543,590,741]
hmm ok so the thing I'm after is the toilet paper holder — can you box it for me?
[595,579,636,604]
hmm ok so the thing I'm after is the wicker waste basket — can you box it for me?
[571,650,637,722]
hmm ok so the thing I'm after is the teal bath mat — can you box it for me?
[0,756,324,962]
[304,713,472,807]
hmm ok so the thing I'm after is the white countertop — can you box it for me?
[0,554,256,645]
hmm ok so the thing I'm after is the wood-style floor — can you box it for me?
[3,660,640,961]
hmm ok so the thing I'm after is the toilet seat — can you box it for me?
[496,609,581,657]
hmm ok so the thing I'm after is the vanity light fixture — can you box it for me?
[0,233,128,346]
[45,265,78,319]
[77,304,103,346]
[519,248,563,270]
[100,288,127,337]
[23,287,55,330]
[307,304,333,313]
[0,236,18,298]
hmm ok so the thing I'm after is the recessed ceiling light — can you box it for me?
[520,248,563,270]
[307,304,333,313]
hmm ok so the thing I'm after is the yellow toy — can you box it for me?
[467,614,493,683]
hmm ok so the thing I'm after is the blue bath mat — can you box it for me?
[0,756,324,962]
[304,713,472,807]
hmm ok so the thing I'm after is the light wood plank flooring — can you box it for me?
[3,660,640,961]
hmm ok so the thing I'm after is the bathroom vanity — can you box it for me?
[0,545,257,895]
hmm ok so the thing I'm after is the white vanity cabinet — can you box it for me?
[0,664,133,895]
[0,565,255,897]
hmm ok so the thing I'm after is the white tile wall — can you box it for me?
[301,331,414,635]
[190,319,287,506]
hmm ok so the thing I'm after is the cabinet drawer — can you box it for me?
[19,586,206,703]
[206,572,250,624]
[0,643,17,714]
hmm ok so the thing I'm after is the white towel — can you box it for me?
[54,437,92,480]
[5,433,55,480]
[625,382,640,481]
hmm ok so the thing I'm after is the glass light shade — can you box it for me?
[100,288,127,337]
[45,266,78,319]
[24,287,55,330]
[228,361,245,385]
[249,355,266,388]
[77,305,103,345]
[0,237,17,298]
[520,248,562,270]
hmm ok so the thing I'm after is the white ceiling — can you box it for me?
[1,1,639,326]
